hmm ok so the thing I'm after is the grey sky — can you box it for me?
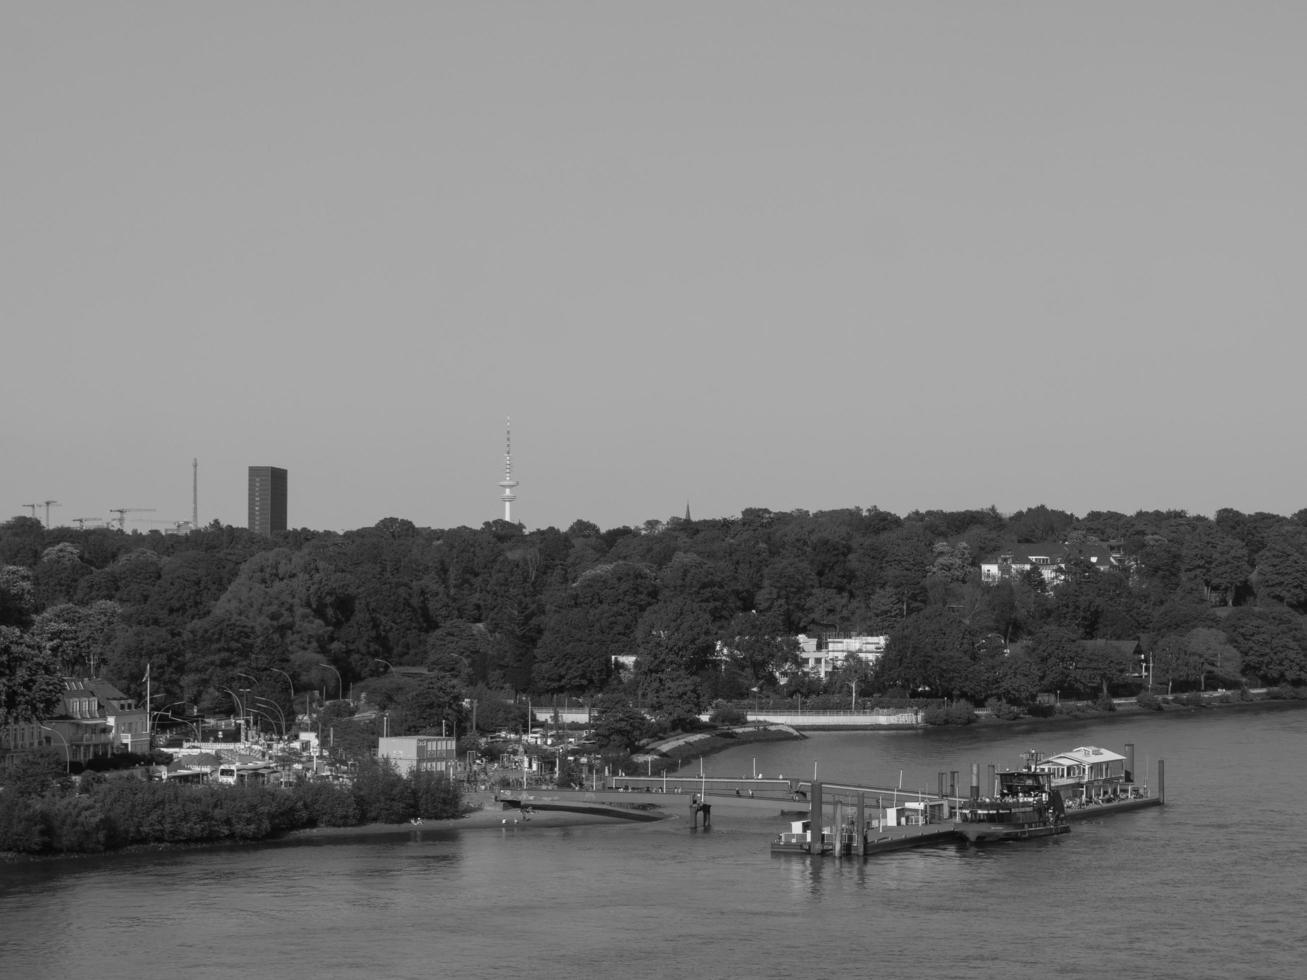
[5,3,1306,533]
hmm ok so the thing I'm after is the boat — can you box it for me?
[771,818,835,855]
[955,767,1069,843]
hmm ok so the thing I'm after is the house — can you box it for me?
[1,677,150,766]
[1034,746,1129,802]
[979,541,1123,586]
[377,735,457,778]
[795,634,887,680]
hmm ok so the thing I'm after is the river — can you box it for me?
[2,704,1303,980]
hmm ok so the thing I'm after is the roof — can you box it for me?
[1040,746,1126,766]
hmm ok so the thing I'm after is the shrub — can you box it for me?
[1135,691,1163,711]
[708,705,747,726]
[922,700,976,726]
[0,793,48,853]
[293,781,360,827]
[984,699,1024,721]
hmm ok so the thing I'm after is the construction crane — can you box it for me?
[21,503,38,520]
[43,500,59,527]
[109,507,156,530]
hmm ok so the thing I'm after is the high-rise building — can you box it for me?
[248,466,287,536]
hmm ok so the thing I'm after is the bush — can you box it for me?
[984,699,1023,721]
[922,700,976,726]
[0,793,48,853]
[1135,691,1163,711]
[708,705,747,726]
[293,781,360,827]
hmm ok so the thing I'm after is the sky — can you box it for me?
[5,3,1307,534]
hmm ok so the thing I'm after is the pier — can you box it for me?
[765,749,1165,858]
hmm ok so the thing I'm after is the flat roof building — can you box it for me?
[248,466,288,536]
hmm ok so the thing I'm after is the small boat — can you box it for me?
[771,819,835,855]
[956,767,1069,843]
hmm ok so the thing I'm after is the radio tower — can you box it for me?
[498,417,519,523]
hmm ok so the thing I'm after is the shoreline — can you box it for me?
[6,698,1302,864]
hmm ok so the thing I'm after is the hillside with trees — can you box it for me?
[4,504,1307,745]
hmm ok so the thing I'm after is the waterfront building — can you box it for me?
[248,465,288,536]
[1,677,149,765]
[795,634,887,680]
[377,735,457,778]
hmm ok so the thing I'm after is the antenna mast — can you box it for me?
[498,417,519,523]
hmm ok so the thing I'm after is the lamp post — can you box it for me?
[249,694,287,737]
[157,712,200,742]
[220,687,245,742]
[318,663,343,702]
[40,725,70,773]
[265,666,296,715]
[373,658,392,673]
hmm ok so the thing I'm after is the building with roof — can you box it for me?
[1034,745,1129,803]
[979,541,1123,586]
[248,465,288,536]
[1,677,149,766]
[377,735,457,778]
[795,634,887,680]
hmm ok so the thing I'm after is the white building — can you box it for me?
[377,735,457,778]
[795,634,887,680]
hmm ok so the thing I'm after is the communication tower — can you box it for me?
[498,417,519,523]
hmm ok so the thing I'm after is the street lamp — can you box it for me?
[157,712,200,742]
[248,694,287,737]
[318,663,343,701]
[373,658,392,673]
[40,725,70,773]
[220,687,245,742]
[265,666,296,712]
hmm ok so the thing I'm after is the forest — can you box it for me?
[4,502,1307,739]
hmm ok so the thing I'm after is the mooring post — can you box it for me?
[1125,743,1135,783]
[856,792,866,857]
[1158,760,1165,805]
[810,780,823,856]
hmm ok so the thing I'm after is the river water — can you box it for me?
[2,705,1303,980]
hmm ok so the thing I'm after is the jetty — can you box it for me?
[765,744,1164,858]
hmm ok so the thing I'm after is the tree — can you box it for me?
[32,600,122,676]
[1253,526,1307,611]
[1220,606,1307,686]
[1150,635,1200,695]
[590,694,650,755]
[1184,627,1243,690]
[1026,625,1084,697]
[718,612,800,689]
[392,675,467,736]
[877,607,977,699]
[0,566,35,628]
[0,626,65,724]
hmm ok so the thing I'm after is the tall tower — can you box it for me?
[498,418,519,523]
[248,466,288,536]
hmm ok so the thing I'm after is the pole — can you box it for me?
[40,725,70,773]
[317,663,342,701]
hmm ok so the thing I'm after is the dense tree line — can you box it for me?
[0,752,462,855]
[3,503,1307,739]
